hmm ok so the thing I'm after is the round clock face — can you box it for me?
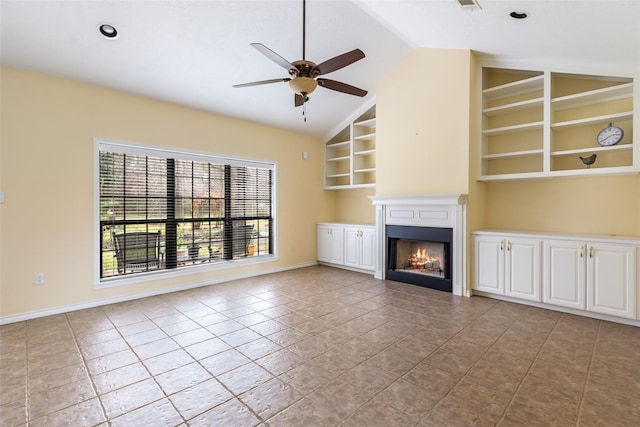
[597,125,624,146]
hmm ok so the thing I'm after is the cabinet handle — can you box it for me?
[589,246,594,258]
[506,241,511,251]
[500,240,504,251]
[580,246,584,258]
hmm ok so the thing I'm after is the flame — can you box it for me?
[413,247,440,263]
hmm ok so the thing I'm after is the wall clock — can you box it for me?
[597,122,624,146]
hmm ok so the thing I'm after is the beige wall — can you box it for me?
[376,48,472,196]
[333,188,376,224]
[0,66,331,319]
[484,176,640,235]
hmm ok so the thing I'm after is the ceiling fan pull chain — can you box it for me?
[303,101,307,122]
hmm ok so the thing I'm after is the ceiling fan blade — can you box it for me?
[294,93,309,107]
[233,78,291,88]
[313,49,365,76]
[251,43,295,71]
[317,78,368,97]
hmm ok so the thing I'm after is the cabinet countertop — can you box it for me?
[472,229,640,244]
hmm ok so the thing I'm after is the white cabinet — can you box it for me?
[472,233,541,302]
[544,240,637,318]
[544,240,586,310]
[317,224,344,265]
[324,102,376,189]
[344,226,375,271]
[473,231,639,322]
[587,243,636,318]
[317,223,375,273]
[473,235,504,294]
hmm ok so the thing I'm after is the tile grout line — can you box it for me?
[23,321,32,425]
[339,296,500,425]
[575,319,602,426]
[414,302,531,426]
[494,309,565,426]
[96,307,185,425]
[150,294,279,425]
[67,308,125,426]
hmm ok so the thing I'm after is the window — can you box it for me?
[96,139,275,285]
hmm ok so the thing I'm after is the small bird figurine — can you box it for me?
[580,154,597,168]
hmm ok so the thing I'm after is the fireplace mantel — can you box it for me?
[370,194,468,296]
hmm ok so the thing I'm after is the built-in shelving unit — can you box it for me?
[479,67,638,181]
[324,101,376,189]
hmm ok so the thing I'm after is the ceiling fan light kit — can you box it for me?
[233,0,367,112]
[289,76,318,95]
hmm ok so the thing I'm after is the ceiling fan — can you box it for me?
[233,0,368,108]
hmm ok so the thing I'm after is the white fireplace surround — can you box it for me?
[370,194,468,296]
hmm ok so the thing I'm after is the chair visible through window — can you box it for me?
[112,231,162,274]
[232,224,254,257]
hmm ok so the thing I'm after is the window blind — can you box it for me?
[98,140,275,280]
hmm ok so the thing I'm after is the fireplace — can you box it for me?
[370,194,468,296]
[387,225,453,292]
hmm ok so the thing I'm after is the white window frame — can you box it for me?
[94,137,278,289]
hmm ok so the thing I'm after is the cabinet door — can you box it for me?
[472,235,505,295]
[343,227,360,268]
[360,227,376,271]
[330,225,345,265]
[543,241,585,310]
[317,225,332,263]
[505,238,541,302]
[587,244,636,319]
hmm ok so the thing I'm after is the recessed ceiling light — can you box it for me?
[509,11,528,19]
[457,0,482,10]
[99,23,118,39]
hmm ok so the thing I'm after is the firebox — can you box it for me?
[386,225,453,292]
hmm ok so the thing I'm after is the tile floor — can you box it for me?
[1,266,639,426]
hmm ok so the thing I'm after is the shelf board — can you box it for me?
[552,82,633,111]
[549,165,640,177]
[326,140,350,149]
[324,183,375,190]
[482,149,544,160]
[478,171,546,181]
[354,168,376,173]
[551,144,633,156]
[354,118,376,128]
[354,133,376,141]
[326,172,351,178]
[483,121,544,136]
[552,111,633,130]
[483,74,544,101]
[483,97,544,116]
[326,156,350,162]
[354,149,376,156]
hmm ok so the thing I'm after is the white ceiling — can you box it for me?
[2,1,639,138]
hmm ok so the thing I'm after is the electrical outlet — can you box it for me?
[35,273,45,285]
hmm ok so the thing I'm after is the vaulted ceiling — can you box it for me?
[2,1,639,138]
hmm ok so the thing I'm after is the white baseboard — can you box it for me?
[0,262,317,325]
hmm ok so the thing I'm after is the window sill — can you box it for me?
[95,255,278,290]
